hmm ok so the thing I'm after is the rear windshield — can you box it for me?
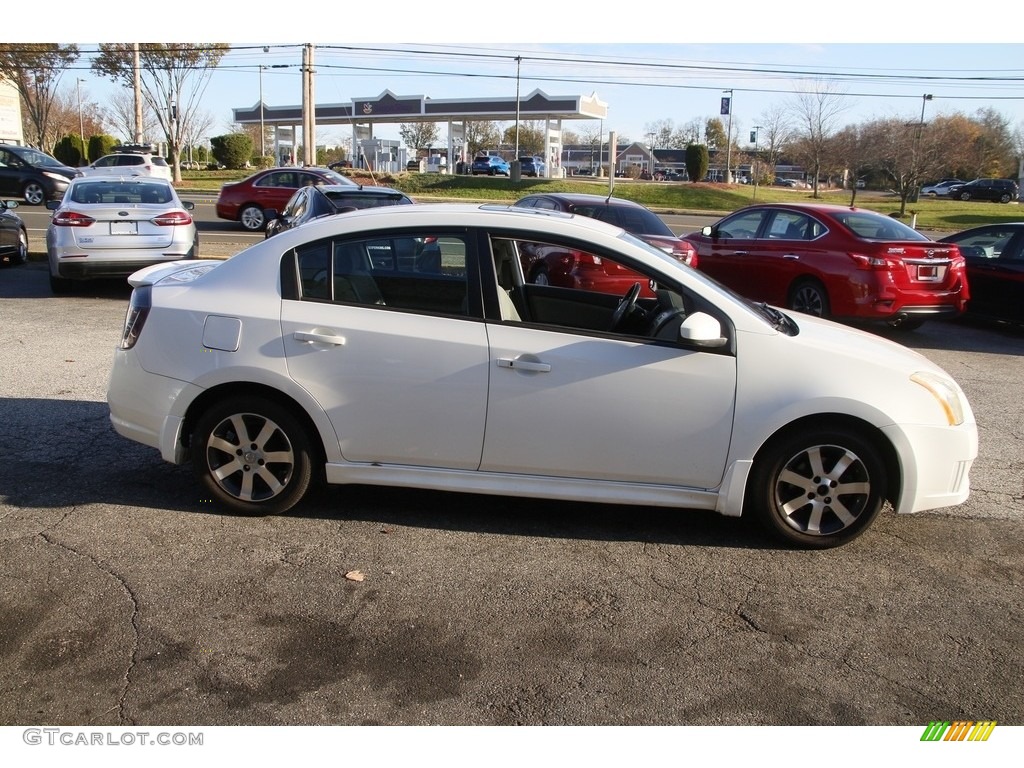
[575,204,675,237]
[831,211,930,242]
[324,191,411,209]
[69,182,174,205]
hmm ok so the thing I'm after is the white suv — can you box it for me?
[83,149,172,182]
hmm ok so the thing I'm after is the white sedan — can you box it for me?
[107,204,977,548]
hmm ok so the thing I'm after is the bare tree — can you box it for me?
[92,43,229,182]
[788,80,849,197]
[105,88,160,144]
[754,103,793,178]
[0,43,79,150]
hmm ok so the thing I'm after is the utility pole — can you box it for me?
[133,43,143,144]
[76,78,86,165]
[752,125,761,200]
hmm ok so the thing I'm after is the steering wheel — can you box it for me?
[609,282,642,331]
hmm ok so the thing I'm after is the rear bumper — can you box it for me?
[53,253,195,279]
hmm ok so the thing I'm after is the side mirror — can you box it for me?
[0,200,16,210]
[182,200,195,211]
[264,209,279,221]
[45,200,61,211]
[701,225,714,237]
[678,312,728,348]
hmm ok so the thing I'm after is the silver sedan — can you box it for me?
[46,177,198,294]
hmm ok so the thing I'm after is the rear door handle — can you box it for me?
[497,358,551,373]
[783,254,800,260]
[294,331,346,346]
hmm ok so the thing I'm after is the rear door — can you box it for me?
[955,226,1024,322]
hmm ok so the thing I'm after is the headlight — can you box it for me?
[911,371,965,426]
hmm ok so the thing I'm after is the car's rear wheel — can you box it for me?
[22,182,45,206]
[193,397,313,515]
[747,426,887,548]
[788,279,830,317]
[239,204,266,231]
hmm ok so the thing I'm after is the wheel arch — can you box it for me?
[744,412,901,514]
[181,382,328,472]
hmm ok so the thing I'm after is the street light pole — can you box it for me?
[722,89,733,183]
[752,125,762,200]
[259,64,265,159]
[910,93,933,204]
[76,78,86,166]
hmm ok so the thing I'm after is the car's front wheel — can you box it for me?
[23,181,45,206]
[999,193,1012,204]
[959,191,971,201]
[192,397,314,515]
[239,204,266,231]
[15,228,28,264]
[747,426,888,548]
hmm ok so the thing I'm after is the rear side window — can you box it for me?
[290,233,473,317]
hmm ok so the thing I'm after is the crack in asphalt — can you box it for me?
[37,529,141,725]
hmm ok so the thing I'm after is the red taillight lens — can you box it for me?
[151,210,193,226]
[849,253,894,270]
[52,211,96,227]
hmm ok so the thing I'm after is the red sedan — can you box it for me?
[683,203,969,329]
[215,166,353,232]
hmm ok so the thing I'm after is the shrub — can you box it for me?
[54,134,86,166]
[88,134,118,163]
[211,133,253,170]
[685,144,710,184]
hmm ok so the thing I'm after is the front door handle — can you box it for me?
[497,357,551,373]
[783,254,800,260]
[294,330,345,346]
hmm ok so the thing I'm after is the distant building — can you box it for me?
[0,78,24,145]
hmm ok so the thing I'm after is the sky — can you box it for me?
[23,1,1024,152]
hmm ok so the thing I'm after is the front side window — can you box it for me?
[717,210,767,240]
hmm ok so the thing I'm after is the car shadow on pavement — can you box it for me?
[0,396,769,550]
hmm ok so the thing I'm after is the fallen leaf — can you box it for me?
[344,570,365,582]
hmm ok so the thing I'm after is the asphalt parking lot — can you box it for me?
[0,260,1022,727]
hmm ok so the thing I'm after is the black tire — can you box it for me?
[999,193,1011,204]
[192,397,313,515]
[239,204,266,232]
[747,426,887,548]
[788,278,830,317]
[530,266,550,286]
[49,273,74,294]
[488,168,496,176]
[959,191,971,201]
[15,228,28,265]
[23,181,45,206]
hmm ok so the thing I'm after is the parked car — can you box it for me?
[215,166,354,231]
[0,199,28,266]
[106,204,977,548]
[773,178,799,188]
[946,178,1019,203]
[45,177,198,294]
[938,223,1024,325]
[82,151,172,182]
[471,156,510,176]
[513,193,697,290]
[920,179,964,197]
[518,156,546,177]
[0,144,80,205]
[682,202,968,330]
[265,184,413,238]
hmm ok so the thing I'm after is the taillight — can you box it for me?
[120,286,152,350]
[151,210,193,226]
[849,253,894,270]
[52,211,96,227]
[563,249,601,269]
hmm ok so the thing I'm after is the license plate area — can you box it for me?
[110,221,138,235]
[915,264,945,282]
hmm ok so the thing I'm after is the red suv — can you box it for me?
[215,167,353,231]
[683,203,969,329]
